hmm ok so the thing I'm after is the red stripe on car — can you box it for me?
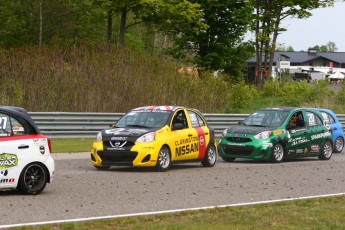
[0,134,47,142]
[195,127,206,159]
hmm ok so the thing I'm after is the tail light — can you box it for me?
[47,138,52,153]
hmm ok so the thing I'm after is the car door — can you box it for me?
[171,109,199,161]
[306,111,331,155]
[285,110,309,156]
[186,110,208,160]
[320,111,341,142]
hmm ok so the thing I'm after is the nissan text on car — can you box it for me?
[0,106,55,194]
[218,107,333,163]
[91,106,217,171]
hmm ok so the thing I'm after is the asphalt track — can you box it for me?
[1,150,345,228]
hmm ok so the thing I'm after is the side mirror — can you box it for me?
[172,123,184,131]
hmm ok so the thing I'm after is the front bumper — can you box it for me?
[91,141,159,167]
[217,139,273,160]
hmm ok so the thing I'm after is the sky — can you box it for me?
[276,1,345,52]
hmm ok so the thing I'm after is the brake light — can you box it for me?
[47,138,52,153]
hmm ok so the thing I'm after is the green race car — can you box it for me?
[218,107,333,163]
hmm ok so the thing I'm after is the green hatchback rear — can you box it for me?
[218,107,333,163]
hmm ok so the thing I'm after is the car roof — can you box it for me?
[0,106,41,134]
[259,107,297,112]
[131,105,185,112]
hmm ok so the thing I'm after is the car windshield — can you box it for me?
[115,111,171,128]
[242,110,289,127]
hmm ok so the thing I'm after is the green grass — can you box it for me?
[50,138,93,153]
[11,195,345,229]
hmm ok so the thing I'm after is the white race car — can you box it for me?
[0,106,55,194]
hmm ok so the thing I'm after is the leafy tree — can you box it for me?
[252,0,335,87]
[310,41,338,52]
[154,0,253,77]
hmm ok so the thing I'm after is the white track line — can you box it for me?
[1,192,345,229]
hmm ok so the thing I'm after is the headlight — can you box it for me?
[222,129,228,137]
[137,132,156,143]
[254,131,271,140]
[95,131,102,142]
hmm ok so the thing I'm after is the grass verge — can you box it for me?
[10,195,345,229]
[50,138,93,153]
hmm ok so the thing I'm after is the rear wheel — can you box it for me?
[270,143,284,163]
[156,146,171,172]
[319,141,333,160]
[334,137,344,153]
[17,163,47,195]
[202,145,217,167]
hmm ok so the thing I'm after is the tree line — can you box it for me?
[0,0,337,85]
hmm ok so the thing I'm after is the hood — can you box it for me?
[102,127,159,139]
[226,125,274,135]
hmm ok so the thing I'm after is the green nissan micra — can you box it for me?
[218,107,333,163]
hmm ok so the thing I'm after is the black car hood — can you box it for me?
[226,125,274,135]
[102,127,159,139]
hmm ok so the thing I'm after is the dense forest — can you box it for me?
[1,0,343,113]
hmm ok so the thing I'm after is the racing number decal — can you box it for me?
[195,127,206,159]
[0,117,8,129]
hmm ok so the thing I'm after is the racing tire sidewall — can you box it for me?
[156,146,171,172]
[319,140,333,160]
[334,137,344,153]
[17,163,47,195]
[202,145,217,167]
[270,143,284,163]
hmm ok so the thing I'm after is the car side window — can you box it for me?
[321,112,335,124]
[187,111,206,127]
[172,110,188,129]
[306,112,322,126]
[288,111,305,129]
[0,114,27,137]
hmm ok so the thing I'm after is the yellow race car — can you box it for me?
[91,106,217,171]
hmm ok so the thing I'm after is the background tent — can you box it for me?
[328,70,345,79]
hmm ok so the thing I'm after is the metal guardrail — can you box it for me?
[28,112,345,139]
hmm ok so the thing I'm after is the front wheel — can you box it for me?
[202,145,217,167]
[17,163,48,195]
[156,146,171,172]
[270,143,284,163]
[319,141,333,160]
[334,137,344,153]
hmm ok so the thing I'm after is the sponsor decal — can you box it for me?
[0,153,18,169]
[273,129,282,135]
[304,147,309,154]
[288,137,309,146]
[40,146,45,154]
[311,132,331,140]
[175,142,199,157]
[296,149,304,154]
[199,136,205,146]
[0,170,8,176]
[111,136,128,141]
[0,178,15,183]
[175,136,199,146]
[105,128,125,135]
[288,150,295,154]
[33,138,48,146]
[310,145,320,152]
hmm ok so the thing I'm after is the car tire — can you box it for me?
[17,163,47,195]
[334,137,344,153]
[156,146,171,172]
[94,165,111,170]
[319,141,333,160]
[221,157,236,162]
[270,143,284,163]
[201,145,217,167]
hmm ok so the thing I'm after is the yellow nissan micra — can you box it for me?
[91,106,217,171]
